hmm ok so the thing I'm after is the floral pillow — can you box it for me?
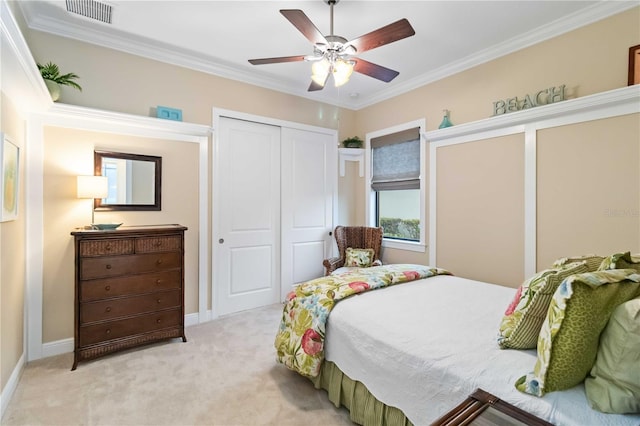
[598,252,640,272]
[498,261,589,349]
[515,269,640,397]
[345,247,375,268]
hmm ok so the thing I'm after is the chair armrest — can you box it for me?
[323,257,343,276]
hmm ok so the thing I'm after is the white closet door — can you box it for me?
[215,117,281,315]
[280,127,336,299]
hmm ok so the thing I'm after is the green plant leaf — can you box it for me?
[37,61,82,91]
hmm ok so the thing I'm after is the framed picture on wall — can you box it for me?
[0,133,20,222]
[629,44,640,86]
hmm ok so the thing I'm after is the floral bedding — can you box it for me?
[274,264,452,377]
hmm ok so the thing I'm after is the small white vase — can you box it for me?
[44,79,61,101]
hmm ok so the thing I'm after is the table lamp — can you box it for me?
[77,175,108,226]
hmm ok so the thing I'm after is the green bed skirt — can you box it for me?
[310,360,414,426]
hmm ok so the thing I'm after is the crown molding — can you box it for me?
[16,1,640,111]
[18,2,354,109]
[351,1,639,109]
[1,0,52,113]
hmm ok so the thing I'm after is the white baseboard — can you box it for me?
[40,311,213,358]
[0,352,25,419]
[42,337,74,358]
[184,312,201,327]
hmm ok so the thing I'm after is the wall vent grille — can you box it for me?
[65,0,113,24]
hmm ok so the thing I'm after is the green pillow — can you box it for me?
[515,269,640,396]
[585,297,640,414]
[498,262,589,349]
[552,254,604,272]
[599,252,640,272]
[344,247,375,267]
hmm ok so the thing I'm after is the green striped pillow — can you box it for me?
[498,261,589,349]
[552,254,604,272]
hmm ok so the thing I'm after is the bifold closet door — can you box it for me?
[216,117,281,315]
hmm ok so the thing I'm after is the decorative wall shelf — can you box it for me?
[339,148,364,177]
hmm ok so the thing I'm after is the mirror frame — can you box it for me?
[94,150,162,211]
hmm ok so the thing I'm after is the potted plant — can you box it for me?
[37,61,82,101]
[342,136,363,148]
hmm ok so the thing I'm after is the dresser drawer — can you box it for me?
[79,239,134,257]
[135,235,182,253]
[80,290,181,323]
[79,270,181,302]
[80,252,182,280]
[79,309,182,346]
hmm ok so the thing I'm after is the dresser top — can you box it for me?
[71,224,187,237]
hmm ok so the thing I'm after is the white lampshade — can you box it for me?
[332,59,354,87]
[77,175,108,199]
[311,58,331,86]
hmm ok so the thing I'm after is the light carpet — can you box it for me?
[2,303,352,425]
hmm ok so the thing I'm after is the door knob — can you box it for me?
[219,238,224,244]
[329,231,332,236]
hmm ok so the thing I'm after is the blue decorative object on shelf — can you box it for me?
[156,106,183,121]
[438,109,454,129]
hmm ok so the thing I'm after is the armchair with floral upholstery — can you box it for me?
[323,226,383,276]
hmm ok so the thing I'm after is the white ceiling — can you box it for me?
[18,0,638,110]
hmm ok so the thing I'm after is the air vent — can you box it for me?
[65,0,113,24]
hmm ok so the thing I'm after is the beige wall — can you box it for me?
[23,31,357,132]
[42,127,199,342]
[537,114,640,269]
[1,93,27,390]
[437,135,525,287]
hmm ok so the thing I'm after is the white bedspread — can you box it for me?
[324,275,640,426]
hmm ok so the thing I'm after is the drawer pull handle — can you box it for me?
[157,299,162,304]
[156,279,162,285]
[156,259,163,265]
[106,307,112,312]
[105,244,111,251]
[105,285,111,291]
[156,319,162,324]
[155,241,162,246]
[105,329,111,334]
[106,264,112,270]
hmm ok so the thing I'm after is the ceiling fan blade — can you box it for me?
[308,80,325,92]
[248,55,307,65]
[346,19,415,54]
[353,59,400,83]
[280,9,328,46]
[308,73,329,92]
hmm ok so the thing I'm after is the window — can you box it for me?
[366,120,426,252]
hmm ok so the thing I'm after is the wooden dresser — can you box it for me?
[71,224,187,370]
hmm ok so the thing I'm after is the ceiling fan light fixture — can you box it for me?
[332,59,354,87]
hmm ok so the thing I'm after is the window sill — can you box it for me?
[382,239,426,253]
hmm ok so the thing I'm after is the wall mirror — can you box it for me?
[94,150,162,211]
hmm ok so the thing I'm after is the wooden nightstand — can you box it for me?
[431,388,553,426]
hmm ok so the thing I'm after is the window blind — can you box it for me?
[371,128,420,191]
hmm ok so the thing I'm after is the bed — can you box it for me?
[276,265,640,426]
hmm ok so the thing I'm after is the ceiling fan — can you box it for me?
[248,0,416,92]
